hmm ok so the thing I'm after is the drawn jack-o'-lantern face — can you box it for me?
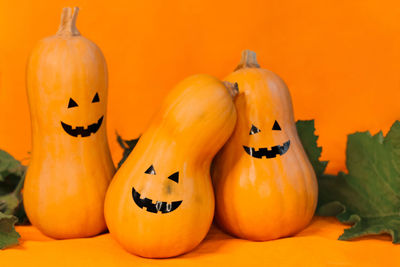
[60,92,103,137]
[131,164,182,214]
[243,120,290,159]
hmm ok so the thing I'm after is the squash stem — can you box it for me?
[223,81,239,98]
[235,49,260,70]
[57,7,80,37]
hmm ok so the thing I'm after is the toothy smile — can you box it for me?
[243,140,290,159]
[132,187,182,214]
[61,116,103,137]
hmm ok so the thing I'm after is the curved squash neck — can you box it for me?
[235,49,260,70]
[56,7,81,37]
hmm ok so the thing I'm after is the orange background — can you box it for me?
[1,0,400,173]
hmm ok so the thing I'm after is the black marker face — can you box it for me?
[92,93,100,103]
[249,124,261,135]
[132,165,182,214]
[61,93,103,138]
[68,98,78,108]
[243,120,291,159]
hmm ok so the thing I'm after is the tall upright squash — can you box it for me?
[105,75,237,258]
[24,7,115,239]
[212,50,318,241]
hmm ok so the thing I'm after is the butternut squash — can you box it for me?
[24,7,115,239]
[212,50,318,241]
[104,75,237,258]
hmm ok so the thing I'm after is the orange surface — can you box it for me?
[1,217,399,266]
[1,1,400,173]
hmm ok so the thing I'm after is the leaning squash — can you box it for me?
[24,7,115,239]
[104,75,237,258]
[212,50,318,241]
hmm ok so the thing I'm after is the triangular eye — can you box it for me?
[144,165,156,175]
[249,124,261,135]
[168,172,179,183]
[68,98,78,108]
[272,120,281,131]
[92,92,100,103]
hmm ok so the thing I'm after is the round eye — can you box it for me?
[272,120,281,131]
[92,92,100,103]
[249,124,261,135]
[168,172,179,183]
[68,98,78,108]
[144,165,156,175]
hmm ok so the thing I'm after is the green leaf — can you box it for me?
[0,150,28,224]
[0,177,26,223]
[0,192,20,216]
[0,212,20,249]
[0,150,25,182]
[316,121,400,243]
[338,215,400,243]
[296,120,400,243]
[296,120,328,177]
[116,133,140,169]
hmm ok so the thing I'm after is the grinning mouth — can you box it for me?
[132,187,182,214]
[61,116,103,137]
[243,140,290,159]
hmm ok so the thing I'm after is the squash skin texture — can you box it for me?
[24,8,115,239]
[104,74,237,258]
[212,51,318,241]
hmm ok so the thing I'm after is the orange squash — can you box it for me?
[104,75,237,258]
[212,50,318,241]
[24,7,115,239]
